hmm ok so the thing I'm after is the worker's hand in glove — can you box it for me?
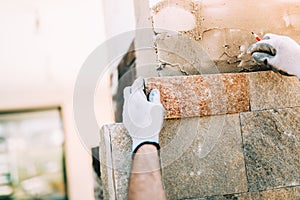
[247,33,300,78]
[123,77,165,154]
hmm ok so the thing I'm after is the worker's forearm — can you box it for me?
[128,144,166,200]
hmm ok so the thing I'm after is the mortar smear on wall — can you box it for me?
[147,0,300,76]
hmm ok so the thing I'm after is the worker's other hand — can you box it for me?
[248,33,300,78]
[123,77,165,153]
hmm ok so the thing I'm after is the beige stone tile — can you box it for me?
[222,73,250,114]
[161,114,248,199]
[145,73,250,119]
[185,186,300,200]
[100,114,247,199]
[242,186,300,200]
[248,71,300,111]
[99,125,116,200]
[109,124,132,200]
[240,107,300,191]
[100,124,132,200]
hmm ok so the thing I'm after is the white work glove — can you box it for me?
[248,33,300,78]
[122,77,165,153]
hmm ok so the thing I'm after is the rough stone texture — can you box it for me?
[161,114,248,199]
[146,73,250,119]
[100,71,300,199]
[110,125,132,200]
[145,71,300,119]
[240,107,300,191]
[185,186,300,200]
[99,125,116,200]
[240,187,300,200]
[248,71,300,111]
[100,124,132,200]
[99,114,248,199]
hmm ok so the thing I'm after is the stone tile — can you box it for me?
[240,107,300,191]
[99,125,116,200]
[222,74,250,114]
[100,114,248,199]
[145,73,250,119]
[248,71,300,111]
[100,124,132,200]
[184,186,300,200]
[110,124,132,200]
[161,114,248,199]
[240,186,300,200]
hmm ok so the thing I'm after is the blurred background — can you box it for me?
[0,0,136,199]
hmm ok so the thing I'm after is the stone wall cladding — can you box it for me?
[99,71,300,199]
[248,72,300,111]
[99,126,116,200]
[161,114,248,199]
[100,115,248,200]
[240,107,300,191]
[145,71,299,119]
[187,186,300,200]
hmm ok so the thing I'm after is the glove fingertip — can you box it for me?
[131,77,145,91]
[149,88,161,103]
[123,87,131,99]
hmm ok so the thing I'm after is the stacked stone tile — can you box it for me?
[99,71,300,200]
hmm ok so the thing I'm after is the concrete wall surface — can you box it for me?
[135,0,300,76]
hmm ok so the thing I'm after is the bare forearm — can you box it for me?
[128,144,166,200]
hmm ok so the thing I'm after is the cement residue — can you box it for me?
[148,0,300,75]
[153,6,196,33]
[155,33,218,75]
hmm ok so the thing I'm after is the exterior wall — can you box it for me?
[99,71,300,199]
[136,0,300,76]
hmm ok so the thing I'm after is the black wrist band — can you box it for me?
[132,142,160,159]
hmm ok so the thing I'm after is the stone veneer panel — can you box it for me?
[99,125,116,200]
[145,71,300,119]
[161,114,247,199]
[100,124,132,200]
[100,71,300,199]
[248,71,300,111]
[145,73,250,119]
[240,107,300,191]
[100,114,248,199]
[186,186,300,200]
[110,125,132,200]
